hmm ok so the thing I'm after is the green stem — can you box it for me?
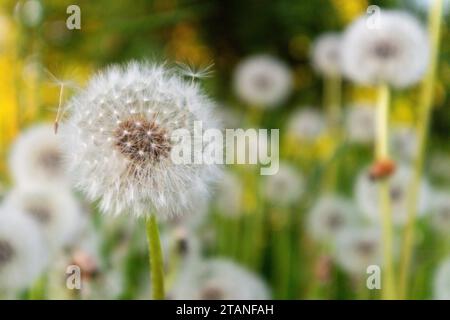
[323,75,342,191]
[376,84,396,299]
[398,0,443,299]
[146,214,165,300]
[324,75,341,129]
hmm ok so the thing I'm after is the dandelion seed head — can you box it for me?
[355,164,431,226]
[341,10,429,88]
[312,32,343,77]
[429,190,450,234]
[233,55,292,108]
[170,258,271,300]
[264,163,305,206]
[9,124,69,189]
[307,195,358,242]
[3,187,84,253]
[345,104,376,144]
[433,257,450,300]
[0,208,48,292]
[334,226,382,275]
[214,170,243,218]
[287,108,326,142]
[61,62,221,218]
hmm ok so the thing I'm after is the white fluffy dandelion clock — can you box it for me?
[60,62,222,299]
[214,170,243,218]
[355,165,431,226]
[429,190,450,233]
[170,258,271,300]
[61,62,220,219]
[345,104,376,144]
[312,32,342,78]
[334,226,382,276]
[264,162,304,206]
[287,108,326,143]
[341,10,429,88]
[233,54,293,108]
[307,195,358,243]
[433,257,450,300]
[3,187,83,254]
[390,126,418,162]
[9,124,69,188]
[0,208,48,294]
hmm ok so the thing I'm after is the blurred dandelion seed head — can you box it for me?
[356,164,431,226]
[312,33,343,77]
[170,258,271,300]
[345,104,376,144]
[334,226,382,275]
[308,195,358,242]
[264,163,304,206]
[214,170,243,217]
[434,257,450,300]
[287,108,326,143]
[390,126,418,163]
[9,124,69,189]
[0,208,48,291]
[233,55,292,108]
[341,10,429,88]
[3,187,84,253]
[429,190,450,234]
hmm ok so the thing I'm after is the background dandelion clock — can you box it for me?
[311,33,342,78]
[60,62,222,299]
[3,186,83,254]
[233,54,292,108]
[345,104,376,145]
[334,226,382,277]
[0,208,48,297]
[433,257,450,300]
[9,124,69,188]
[264,163,304,207]
[341,10,429,88]
[311,33,343,127]
[287,108,326,143]
[307,195,358,243]
[170,258,271,300]
[355,165,431,227]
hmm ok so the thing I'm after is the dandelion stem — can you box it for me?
[376,83,396,300]
[323,75,342,191]
[146,214,165,300]
[398,0,443,299]
[324,75,341,129]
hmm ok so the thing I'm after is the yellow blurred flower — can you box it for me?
[331,0,368,24]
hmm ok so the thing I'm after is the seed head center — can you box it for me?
[114,117,171,163]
